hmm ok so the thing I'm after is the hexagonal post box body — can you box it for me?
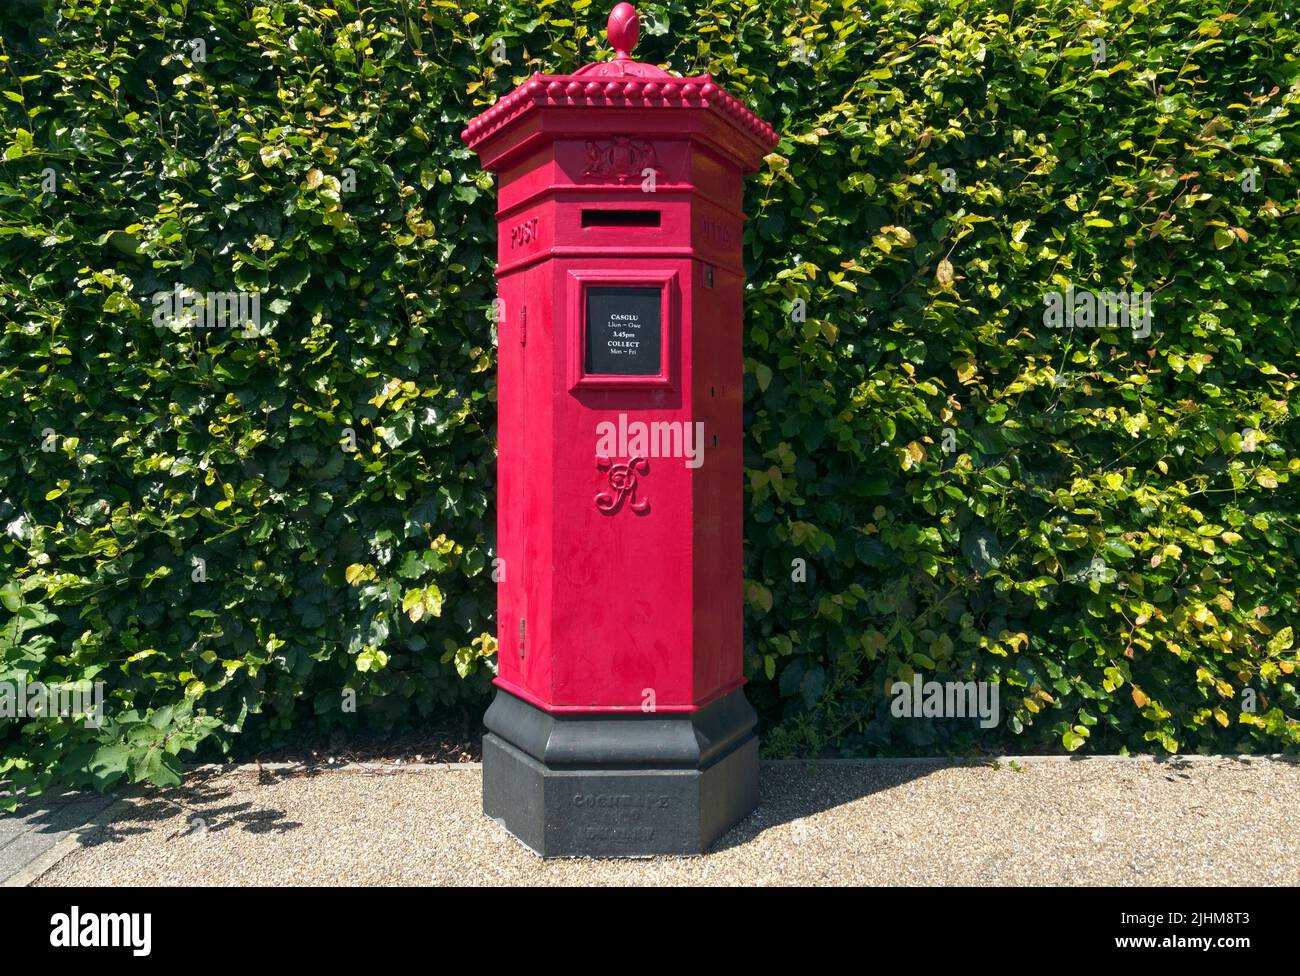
[463,4,776,857]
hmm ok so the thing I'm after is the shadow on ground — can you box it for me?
[104,768,305,843]
[711,760,945,852]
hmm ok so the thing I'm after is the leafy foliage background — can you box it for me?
[1,0,1297,802]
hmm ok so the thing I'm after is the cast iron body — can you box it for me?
[462,2,777,856]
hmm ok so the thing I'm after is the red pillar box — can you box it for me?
[463,3,777,856]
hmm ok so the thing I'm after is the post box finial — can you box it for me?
[607,3,639,61]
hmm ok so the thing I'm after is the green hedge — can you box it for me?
[1,0,1297,802]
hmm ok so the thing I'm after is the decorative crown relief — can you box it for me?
[595,456,650,514]
[583,137,660,184]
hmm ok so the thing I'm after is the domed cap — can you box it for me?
[461,3,778,165]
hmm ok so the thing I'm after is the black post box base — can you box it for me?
[482,687,759,857]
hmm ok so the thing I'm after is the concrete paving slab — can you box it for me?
[0,791,115,885]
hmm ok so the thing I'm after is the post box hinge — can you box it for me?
[520,305,527,346]
[518,616,525,658]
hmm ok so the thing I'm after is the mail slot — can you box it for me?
[462,2,777,857]
[582,208,661,228]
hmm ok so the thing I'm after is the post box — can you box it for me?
[462,2,777,856]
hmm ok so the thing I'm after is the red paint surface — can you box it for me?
[464,28,776,712]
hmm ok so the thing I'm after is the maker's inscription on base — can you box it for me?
[572,791,670,844]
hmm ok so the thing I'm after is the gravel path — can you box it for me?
[34,758,1300,886]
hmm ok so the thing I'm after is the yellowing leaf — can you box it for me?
[745,581,773,613]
